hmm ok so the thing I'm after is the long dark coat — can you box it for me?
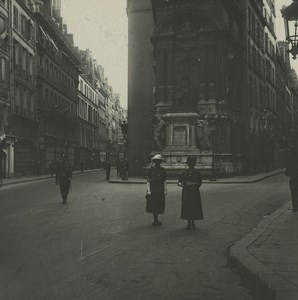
[56,159,73,202]
[178,169,204,220]
[285,157,298,210]
[146,166,166,214]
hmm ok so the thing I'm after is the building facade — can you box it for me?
[127,0,298,176]
[9,0,38,176]
[33,0,80,173]
[0,0,127,177]
[0,0,10,177]
[77,75,99,169]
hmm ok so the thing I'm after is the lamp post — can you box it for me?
[120,121,128,180]
[281,0,298,59]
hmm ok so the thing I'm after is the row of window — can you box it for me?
[38,54,76,96]
[13,5,34,43]
[79,125,97,148]
[248,73,276,112]
[248,41,275,85]
[44,85,76,116]
[37,27,77,78]
[14,83,35,118]
[78,99,98,126]
[13,39,34,79]
[79,77,98,105]
[248,7,264,49]
[248,7,276,59]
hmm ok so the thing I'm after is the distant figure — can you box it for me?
[145,154,167,226]
[104,160,112,180]
[178,156,204,229]
[285,149,298,213]
[56,154,73,204]
[116,160,121,178]
[121,158,129,180]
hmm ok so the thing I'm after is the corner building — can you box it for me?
[128,0,244,176]
[127,0,291,176]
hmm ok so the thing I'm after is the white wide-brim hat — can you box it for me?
[152,154,163,161]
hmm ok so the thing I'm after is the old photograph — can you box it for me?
[1,0,298,299]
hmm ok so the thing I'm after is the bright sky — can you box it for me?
[61,0,128,108]
[60,0,296,110]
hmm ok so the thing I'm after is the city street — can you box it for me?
[0,172,290,300]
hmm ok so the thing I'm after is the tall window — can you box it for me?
[0,58,6,85]
[13,6,18,29]
[0,15,5,35]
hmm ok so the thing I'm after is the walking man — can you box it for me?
[56,154,73,204]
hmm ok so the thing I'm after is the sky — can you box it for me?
[61,0,128,108]
[60,0,297,109]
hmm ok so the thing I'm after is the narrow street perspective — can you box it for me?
[2,0,298,299]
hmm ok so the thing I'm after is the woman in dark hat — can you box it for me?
[178,156,204,229]
[145,154,167,226]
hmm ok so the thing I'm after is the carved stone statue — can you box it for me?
[196,119,212,152]
[152,115,166,150]
[174,75,193,107]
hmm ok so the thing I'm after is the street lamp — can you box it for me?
[281,0,298,59]
[120,121,128,180]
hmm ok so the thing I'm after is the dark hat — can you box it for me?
[187,156,197,164]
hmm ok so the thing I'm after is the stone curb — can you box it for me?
[109,169,285,184]
[228,201,298,300]
[0,169,99,187]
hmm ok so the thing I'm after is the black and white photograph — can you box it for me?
[1,0,298,299]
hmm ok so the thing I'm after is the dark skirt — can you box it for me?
[146,192,165,214]
[181,187,203,220]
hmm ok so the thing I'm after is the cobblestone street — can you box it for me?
[0,172,290,299]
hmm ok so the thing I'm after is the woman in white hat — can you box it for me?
[145,154,167,226]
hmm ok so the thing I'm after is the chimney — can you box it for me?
[66,34,74,46]
[63,24,68,35]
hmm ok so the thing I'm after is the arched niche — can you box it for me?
[152,10,220,107]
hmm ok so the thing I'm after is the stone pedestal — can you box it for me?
[149,111,238,177]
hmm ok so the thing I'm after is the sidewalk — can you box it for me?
[109,168,285,184]
[0,168,100,187]
[229,201,298,300]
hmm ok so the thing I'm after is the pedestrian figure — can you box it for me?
[178,156,204,229]
[56,154,72,204]
[146,154,167,226]
[104,160,112,180]
[285,149,298,213]
[116,160,122,178]
[121,158,129,180]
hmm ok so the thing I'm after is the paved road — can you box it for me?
[0,172,290,300]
